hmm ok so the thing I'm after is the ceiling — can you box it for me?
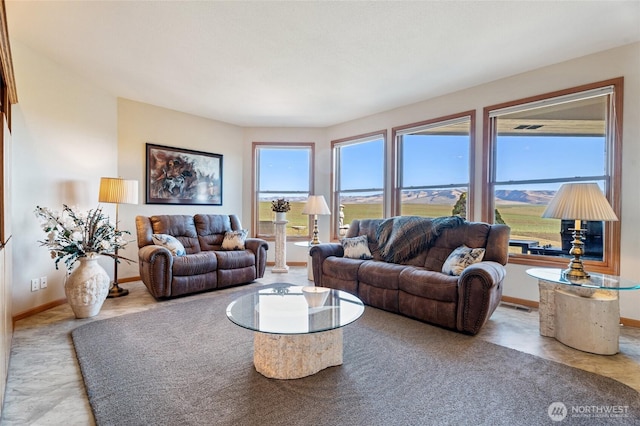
[5,1,640,128]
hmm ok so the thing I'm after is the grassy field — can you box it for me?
[259,201,562,245]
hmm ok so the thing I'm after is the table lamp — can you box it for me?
[99,177,139,297]
[541,183,618,280]
[302,195,331,245]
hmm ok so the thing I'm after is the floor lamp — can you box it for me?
[302,195,331,245]
[99,177,139,298]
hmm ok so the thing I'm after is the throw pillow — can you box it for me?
[151,234,186,256]
[222,229,248,250]
[441,245,485,276]
[341,235,373,260]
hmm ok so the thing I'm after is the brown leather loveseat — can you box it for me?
[136,214,268,299]
[310,216,509,335]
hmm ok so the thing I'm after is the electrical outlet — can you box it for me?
[40,276,48,289]
[31,278,39,292]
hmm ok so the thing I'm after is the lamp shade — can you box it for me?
[99,177,139,205]
[542,183,618,221]
[302,195,331,216]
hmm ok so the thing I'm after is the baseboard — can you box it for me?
[500,295,538,309]
[621,317,640,328]
[266,261,306,267]
[13,298,67,323]
[500,295,639,328]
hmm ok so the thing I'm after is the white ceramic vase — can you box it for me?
[275,212,287,222]
[65,255,110,319]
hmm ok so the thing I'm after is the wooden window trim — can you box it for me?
[252,142,315,241]
[482,77,623,275]
[391,110,476,219]
[330,130,387,240]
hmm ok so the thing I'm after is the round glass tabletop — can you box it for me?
[226,283,365,335]
[526,268,640,290]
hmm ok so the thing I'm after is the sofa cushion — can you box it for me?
[222,230,248,250]
[323,256,364,281]
[195,214,233,250]
[150,215,201,254]
[151,234,186,256]
[215,250,256,269]
[358,261,405,290]
[399,267,459,303]
[341,235,373,260]
[172,252,218,276]
[442,245,485,276]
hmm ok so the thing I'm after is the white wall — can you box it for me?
[324,42,640,321]
[11,41,118,316]
[116,99,245,279]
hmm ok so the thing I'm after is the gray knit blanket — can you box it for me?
[376,215,465,263]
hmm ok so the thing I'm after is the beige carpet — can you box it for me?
[72,285,640,425]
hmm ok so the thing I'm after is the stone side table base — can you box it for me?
[537,279,619,355]
[254,328,343,379]
[554,288,619,355]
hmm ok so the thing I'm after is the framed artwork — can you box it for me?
[146,143,223,205]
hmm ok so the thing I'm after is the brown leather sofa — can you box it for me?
[136,214,268,299]
[310,217,510,335]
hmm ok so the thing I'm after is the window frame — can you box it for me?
[331,130,387,240]
[482,78,623,274]
[391,111,476,219]
[252,142,315,241]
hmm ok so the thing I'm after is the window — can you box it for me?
[393,112,474,219]
[483,78,622,274]
[253,143,314,239]
[332,131,386,239]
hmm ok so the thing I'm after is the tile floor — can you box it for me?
[2,266,639,425]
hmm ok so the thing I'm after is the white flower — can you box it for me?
[47,230,58,243]
[35,204,132,271]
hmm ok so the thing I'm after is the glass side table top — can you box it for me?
[526,268,640,290]
[226,283,365,335]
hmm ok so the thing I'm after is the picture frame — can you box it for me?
[146,143,223,205]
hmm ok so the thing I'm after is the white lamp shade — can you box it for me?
[542,183,618,221]
[302,195,331,216]
[99,177,139,205]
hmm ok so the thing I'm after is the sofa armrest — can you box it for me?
[309,243,343,287]
[138,245,174,298]
[245,237,269,278]
[456,261,506,335]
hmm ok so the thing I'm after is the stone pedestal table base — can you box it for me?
[538,279,619,355]
[253,328,343,379]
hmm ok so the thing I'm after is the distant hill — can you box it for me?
[262,189,557,205]
[339,189,556,205]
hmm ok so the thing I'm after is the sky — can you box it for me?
[258,134,606,198]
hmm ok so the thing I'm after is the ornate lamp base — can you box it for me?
[107,283,129,298]
[563,228,590,281]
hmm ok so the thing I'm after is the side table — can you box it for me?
[527,268,640,355]
[294,241,313,281]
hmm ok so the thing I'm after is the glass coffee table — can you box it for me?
[226,283,365,379]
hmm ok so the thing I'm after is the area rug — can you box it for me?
[72,286,640,426]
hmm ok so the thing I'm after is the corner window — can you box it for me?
[332,131,386,239]
[484,78,622,274]
[253,143,314,239]
[393,112,474,219]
